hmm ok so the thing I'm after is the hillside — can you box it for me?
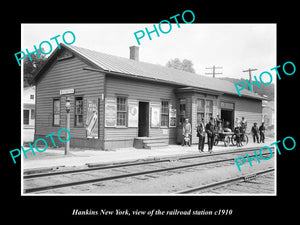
[219,77,275,101]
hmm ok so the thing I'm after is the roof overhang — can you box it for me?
[175,86,224,96]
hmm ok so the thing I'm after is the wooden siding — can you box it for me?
[104,75,177,144]
[35,49,105,144]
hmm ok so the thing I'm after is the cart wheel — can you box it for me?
[231,134,237,146]
[224,136,230,147]
[241,134,249,146]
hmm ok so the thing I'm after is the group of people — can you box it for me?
[234,117,266,147]
[181,116,266,152]
[251,122,266,143]
[181,117,217,153]
[233,117,247,147]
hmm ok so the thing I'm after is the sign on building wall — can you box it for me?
[169,108,177,127]
[151,106,161,128]
[221,101,234,110]
[86,98,98,138]
[105,98,117,127]
[128,100,138,127]
[59,88,75,95]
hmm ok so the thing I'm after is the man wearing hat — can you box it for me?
[259,122,266,143]
[205,117,215,153]
[197,118,205,152]
[251,122,259,143]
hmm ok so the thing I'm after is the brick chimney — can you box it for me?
[129,46,139,61]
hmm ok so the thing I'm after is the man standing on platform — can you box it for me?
[259,122,266,143]
[205,117,215,153]
[251,122,259,143]
[197,118,205,152]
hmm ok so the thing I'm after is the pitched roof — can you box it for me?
[35,43,264,100]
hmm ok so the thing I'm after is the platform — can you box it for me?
[22,137,274,173]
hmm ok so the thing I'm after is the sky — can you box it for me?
[21,23,276,80]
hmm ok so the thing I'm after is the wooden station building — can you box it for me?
[32,44,264,150]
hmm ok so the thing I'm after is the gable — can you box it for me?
[33,46,103,85]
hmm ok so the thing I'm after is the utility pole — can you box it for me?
[243,68,257,90]
[242,68,257,83]
[205,66,222,78]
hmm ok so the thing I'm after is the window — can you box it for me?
[53,99,60,126]
[179,99,186,125]
[161,101,169,127]
[197,99,205,124]
[23,110,29,125]
[75,97,83,127]
[117,96,127,126]
[205,99,213,122]
[30,94,34,100]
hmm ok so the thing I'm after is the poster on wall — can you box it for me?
[169,108,176,127]
[151,106,160,128]
[128,100,138,127]
[105,98,117,127]
[86,98,98,138]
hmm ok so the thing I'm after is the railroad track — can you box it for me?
[23,147,274,194]
[24,146,268,178]
[175,168,275,194]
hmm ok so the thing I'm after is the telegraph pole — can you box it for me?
[243,68,257,91]
[205,66,222,78]
[242,68,257,83]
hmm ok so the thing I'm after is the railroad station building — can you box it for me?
[32,44,264,150]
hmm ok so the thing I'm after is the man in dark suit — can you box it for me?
[251,122,259,143]
[259,122,266,143]
[197,118,205,152]
[205,117,215,153]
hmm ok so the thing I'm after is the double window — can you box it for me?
[52,97,84,127]
[196,99,214,123]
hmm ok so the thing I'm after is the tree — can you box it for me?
[23,52,47,87]
[166,58,195,73]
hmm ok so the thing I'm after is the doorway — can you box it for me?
[221,109,234,130]
[138,101,149,137]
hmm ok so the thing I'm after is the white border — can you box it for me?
[21,23,277,197]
